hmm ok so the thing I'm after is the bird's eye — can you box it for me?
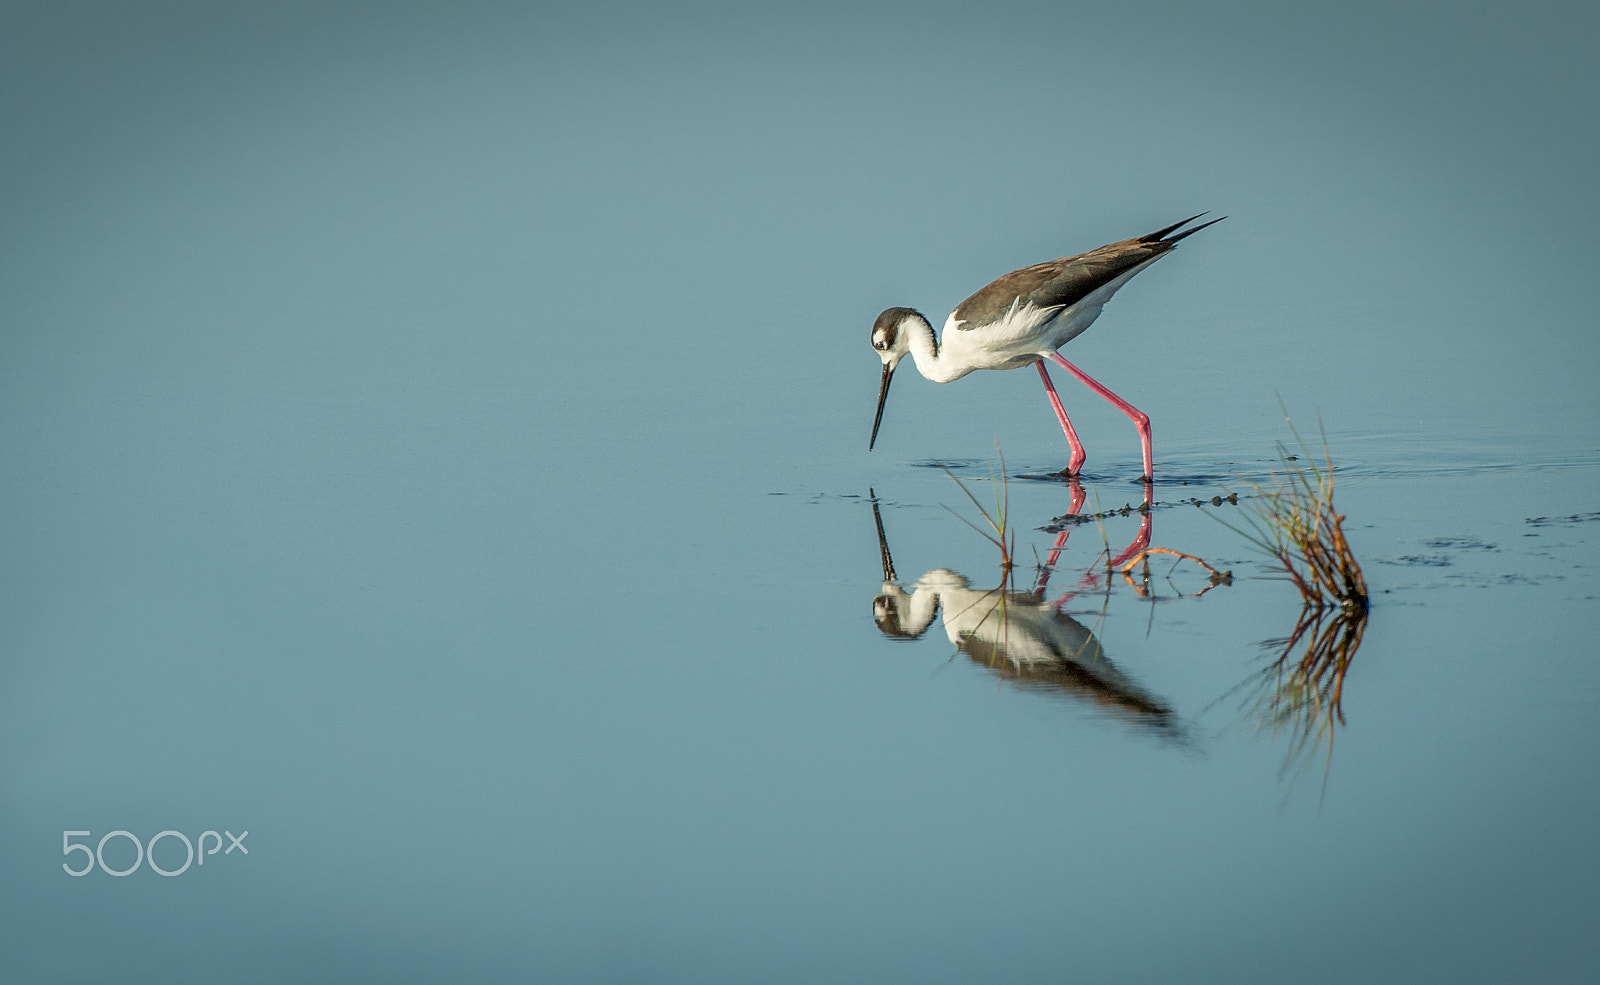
[874,340,886,350]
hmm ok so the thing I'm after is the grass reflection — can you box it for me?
[1238,601,1369,792]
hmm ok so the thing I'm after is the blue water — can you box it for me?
[4,3,1599,982]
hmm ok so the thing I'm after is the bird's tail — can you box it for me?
[1141,212,1227,245]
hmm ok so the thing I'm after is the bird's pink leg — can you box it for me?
[1036,361,1087,475]
[1046,353,1153,481]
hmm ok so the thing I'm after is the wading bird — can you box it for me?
[869,213,1224,479]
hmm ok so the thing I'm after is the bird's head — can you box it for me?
[870,307,925,450]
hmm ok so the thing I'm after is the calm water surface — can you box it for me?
[3,4,1598,982]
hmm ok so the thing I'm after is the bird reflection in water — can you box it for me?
[870,485,1177,734]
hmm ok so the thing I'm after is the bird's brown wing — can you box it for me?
[951,214,1222,329]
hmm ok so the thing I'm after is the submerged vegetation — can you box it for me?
[1118,547,1232,599]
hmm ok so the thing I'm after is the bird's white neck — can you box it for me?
[900,314,969,384]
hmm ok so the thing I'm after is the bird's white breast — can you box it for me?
[937,299,1062,377]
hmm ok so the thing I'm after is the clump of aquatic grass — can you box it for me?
[933,445,1024,667]
[1220,415,1367,615]
[938,443,1015,573]
[1212,411,1371,798]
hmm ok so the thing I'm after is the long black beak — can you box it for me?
[869,361,895,450]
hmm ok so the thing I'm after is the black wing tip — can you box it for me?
[1142,212,1227,244]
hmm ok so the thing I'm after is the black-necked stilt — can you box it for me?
[869,213,1224,479]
